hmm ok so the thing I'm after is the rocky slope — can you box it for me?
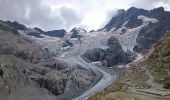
[145,31,170,89]
[0,21,96,100]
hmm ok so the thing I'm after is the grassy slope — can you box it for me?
[146,31,170,89]
[89,31,170,100]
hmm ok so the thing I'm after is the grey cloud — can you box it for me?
[26,4,64,30]
[0,0,29,21]
[0,0,72,30]
[132,0,159,9]
[60,7,82,29]
[0,0,169,31]
[105,10,117,24]
[132,0,170,10]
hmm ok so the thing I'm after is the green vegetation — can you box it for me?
[89,82,127,100]
[146,31,170,89]
[89,81,170,100]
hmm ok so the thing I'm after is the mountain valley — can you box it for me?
[0,7,170,100]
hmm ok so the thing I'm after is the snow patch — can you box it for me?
[134,53,143,62]
[138,15,159,23]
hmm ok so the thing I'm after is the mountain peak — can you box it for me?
[34,27,44,33]
[151,7,165,13]
[45,29,67,38]
[5,21,27,30]
[70,27,86,39]
[127,7,139,11]
[117,9,126,15]
[102,7,168,32]
[70,27,87,33]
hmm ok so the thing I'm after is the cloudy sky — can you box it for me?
[0,0,170,31]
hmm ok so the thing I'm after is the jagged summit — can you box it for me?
[151,6,165,12]
[44,29,67,38]
[34,27,44,33]
[5,21,27,30]
[70,27,87,39]
[103,7,168,31]
[117,9,126,15]
[70,27,87,33]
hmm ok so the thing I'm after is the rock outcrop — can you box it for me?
[70,27,87,39]
[82,36,135,67]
